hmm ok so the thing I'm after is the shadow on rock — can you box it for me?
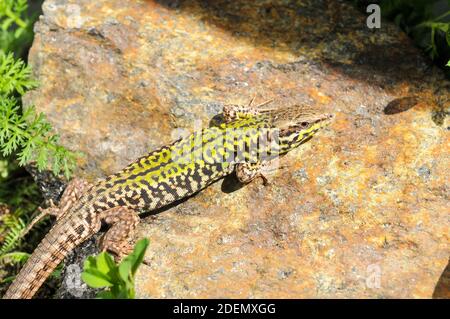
[153,0,437,89]
[433,258,450,299]
[383,96,419,115]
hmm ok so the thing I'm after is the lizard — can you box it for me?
[2,100,333,299]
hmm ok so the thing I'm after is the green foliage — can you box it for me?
[0,160,41,212]
[81,239,150,299]
[0,1,77,179]
[0,158,67,288]
[353,0,450,70]
[0,52,77,178]
[0,215,26,256]
[0,0,74,297]
[0,160,41,268]
[385,1,449,64]
[0,51,37,94]
[0,0,34,55]
[385,1,450,60]
[0,251,29,266]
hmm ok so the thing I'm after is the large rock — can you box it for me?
[24,0,449,298]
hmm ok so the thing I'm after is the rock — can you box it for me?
[24,0,449,298]
[54,236,101,299]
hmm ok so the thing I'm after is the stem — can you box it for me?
[414,11,450,29]
[5,7,27,29]
[434,10,450,22]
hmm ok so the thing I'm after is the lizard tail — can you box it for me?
[3,218,93,299]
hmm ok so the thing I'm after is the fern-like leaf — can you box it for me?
[0,215,26,255]
[0,52,37,95]
[0,251,29,265]
[0,97,78,178]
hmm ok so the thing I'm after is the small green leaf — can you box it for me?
[81,271,114,288]
[0,251,29,265]
[130,238,149,274]
[96,252,115,274]
[81,239,150,298]
[118,259,133,282]
[447,60,450,67]
[83,256,97,271]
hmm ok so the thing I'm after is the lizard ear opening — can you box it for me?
[300,121,310,128]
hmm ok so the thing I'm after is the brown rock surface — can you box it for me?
[24,0,449,298]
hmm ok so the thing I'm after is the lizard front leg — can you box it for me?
[99,207,141,262]
[23,178,92,235]
[236,162,269,185]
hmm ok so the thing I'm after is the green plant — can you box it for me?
[1,1,76,178]
[353,0,450,70]
[0,51,74,267]
[0,157,41,258]
[0,0,34,56]
[386,1,449,64]
[0,52,77,178]
[0,160,42,272]
[81,238,150,299]
[0,51,36,94]
[0,215,26,256]
[0,1,75,295]
[0,251,29,267]
[411,9,449,61]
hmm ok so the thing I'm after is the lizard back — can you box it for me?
[81,115,274,213]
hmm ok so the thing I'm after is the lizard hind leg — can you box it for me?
[23,178,92,236]
[99,207,142,263]
[56,178,92,218]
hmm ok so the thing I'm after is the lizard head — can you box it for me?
[263,105,334,154]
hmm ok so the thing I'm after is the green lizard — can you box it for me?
[3,100,333,299]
